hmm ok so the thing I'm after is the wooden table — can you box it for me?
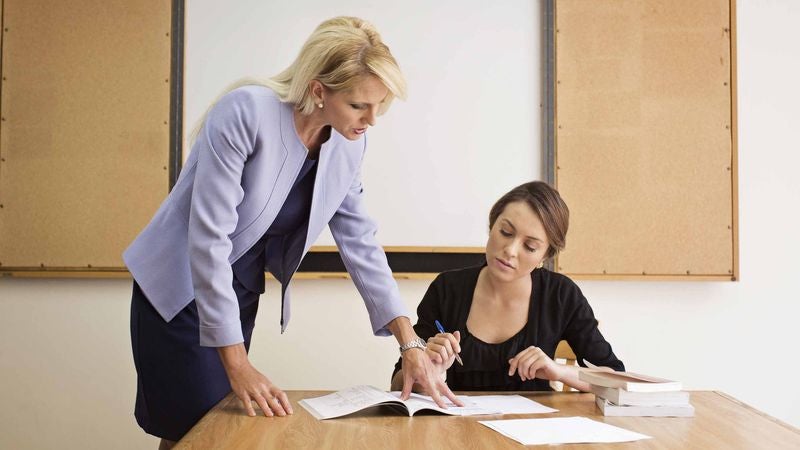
[175,391,800,449]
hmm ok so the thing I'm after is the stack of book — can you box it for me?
[579,370,694,417]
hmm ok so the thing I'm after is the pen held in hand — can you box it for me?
[434,320,464,366]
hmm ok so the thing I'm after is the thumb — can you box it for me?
[454,330,461,342]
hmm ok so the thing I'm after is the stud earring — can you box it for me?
[537,262,544,269]
[317,103,323,109]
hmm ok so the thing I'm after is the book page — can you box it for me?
[299,385,401,420]
[391,392,497,416]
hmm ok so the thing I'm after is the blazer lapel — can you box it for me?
[304,147,329,255]
[279,130,363,332]
[279,137,329,333]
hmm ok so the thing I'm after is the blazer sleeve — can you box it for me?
[560,280,625,371]
[328,143,410,337]
[188,89,260,347]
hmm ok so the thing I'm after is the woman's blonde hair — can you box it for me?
[266,16,406,115]
[190,16,406,143]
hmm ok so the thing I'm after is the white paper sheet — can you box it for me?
[392,392,558,415]
[469,395,557,414]
[479,417,652,445]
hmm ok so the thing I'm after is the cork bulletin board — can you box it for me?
[0,0,174,273]
[553,0,738,280]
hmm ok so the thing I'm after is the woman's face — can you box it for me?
[485,201,550,282]
[321,75,388,141]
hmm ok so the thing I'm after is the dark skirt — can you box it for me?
[129,279,260,441]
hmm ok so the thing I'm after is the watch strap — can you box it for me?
[399,337,427,353]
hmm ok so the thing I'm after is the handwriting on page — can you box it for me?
[328,386,390,408]
[306,385,396,419]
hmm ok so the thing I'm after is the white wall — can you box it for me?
[185,0,541,247]
[1,0,798,448]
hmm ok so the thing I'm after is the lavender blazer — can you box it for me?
[123,86,409,347]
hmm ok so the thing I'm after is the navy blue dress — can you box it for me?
[130,158,316,441]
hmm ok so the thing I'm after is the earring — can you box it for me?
[317,103,324,109]
[536,262,544,269]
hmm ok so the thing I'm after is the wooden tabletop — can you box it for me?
[175,390,800,449]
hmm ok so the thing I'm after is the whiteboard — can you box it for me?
[185,0,542,247]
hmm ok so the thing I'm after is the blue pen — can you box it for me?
[434,320,464,366]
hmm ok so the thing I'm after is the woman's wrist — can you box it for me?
[556,363,576,383]
[387,316,419,345]
[217,343,249,373]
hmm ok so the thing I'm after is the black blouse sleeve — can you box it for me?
[558,276,625,371]
[391,273,449,379]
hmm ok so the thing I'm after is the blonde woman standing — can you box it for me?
[125,17,458,448]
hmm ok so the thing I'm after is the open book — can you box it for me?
[299,385,556,420]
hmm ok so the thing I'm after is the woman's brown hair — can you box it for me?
[488,181,570,259]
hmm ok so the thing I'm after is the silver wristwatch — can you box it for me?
[399,337,427,354]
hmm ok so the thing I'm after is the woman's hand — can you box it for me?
[217,344,293,417]
[425,331,461,373]
[400,347,464,408]
[508,346,564,382]
[387,317,463,408]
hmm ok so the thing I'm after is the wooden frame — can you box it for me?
[0,0,180,274]
[551,0,739,281]
[1,245,486,280]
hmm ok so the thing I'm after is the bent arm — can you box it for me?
[328,162,410,335]
[188,89,261,347]
[556,364,600,392]
[559,279,624,390]
[390,275,449,390]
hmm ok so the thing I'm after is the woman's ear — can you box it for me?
[309,80,324,103]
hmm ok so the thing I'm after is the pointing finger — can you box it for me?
[438,381,465,407]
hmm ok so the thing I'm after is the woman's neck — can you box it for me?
[467,267,532,344]
[478,266,533,307]
[293,109,330,156]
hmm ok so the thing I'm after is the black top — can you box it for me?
[392,265,624,391]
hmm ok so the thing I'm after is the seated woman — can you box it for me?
[391,181,624,393]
